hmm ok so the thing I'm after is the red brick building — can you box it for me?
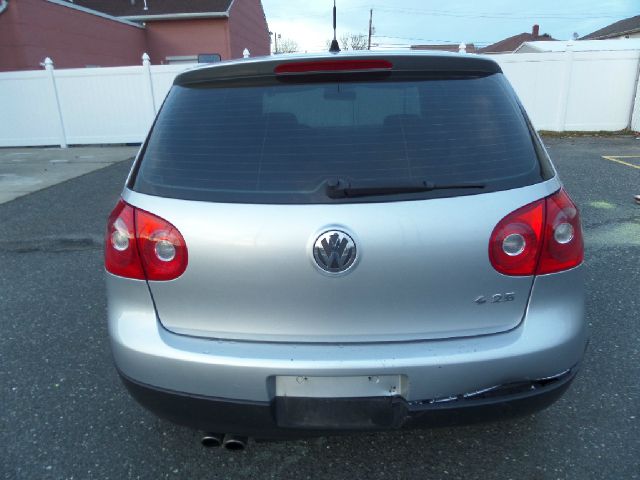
[478,25,556,54]
[0,0,270,72]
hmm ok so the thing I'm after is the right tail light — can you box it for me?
[489,189,583,276]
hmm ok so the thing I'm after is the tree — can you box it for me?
[340,33,368,51]
[275,38,299,54]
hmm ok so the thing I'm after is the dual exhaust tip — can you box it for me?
[201,433,247,451]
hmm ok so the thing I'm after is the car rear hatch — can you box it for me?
[128,54,556,343]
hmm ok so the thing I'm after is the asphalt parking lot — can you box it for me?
[1,136,639,479]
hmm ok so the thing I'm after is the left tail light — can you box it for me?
[536,189,584,275]
[489,189,583,276]
[105,200,188,281]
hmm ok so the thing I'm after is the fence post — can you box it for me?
[555,41,574,132]
[142,53,156,116]
[630,56,640,132]
[43,57,68,148]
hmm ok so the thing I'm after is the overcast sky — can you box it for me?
[262,0,638,52]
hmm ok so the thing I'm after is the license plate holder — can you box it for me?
[275,396,407,430]
[275,375,406,398]
[274,375,408,429]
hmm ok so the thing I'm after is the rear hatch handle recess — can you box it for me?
[325,178,485,199]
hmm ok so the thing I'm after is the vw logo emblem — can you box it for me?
[313,230,357,274]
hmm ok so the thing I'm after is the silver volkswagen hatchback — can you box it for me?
[105,52,586,446]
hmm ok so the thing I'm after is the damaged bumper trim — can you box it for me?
[417,366,576,406]
[118,365,579,439]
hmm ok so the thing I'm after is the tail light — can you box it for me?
[274,59,393,75]
[105,200,188,281]
[489,189,583,276]
[105,200,145,280]
[489,198,544,276]
[536,190,584,274]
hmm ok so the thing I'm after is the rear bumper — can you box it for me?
[107,266,587,435]
[119,366,578,439]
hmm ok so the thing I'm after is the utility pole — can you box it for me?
[270,31,281,54]
[367,9,373,50]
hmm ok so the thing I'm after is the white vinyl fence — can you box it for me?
[1,50,640,148]
[0,55,186,148]
[494,50,640,132]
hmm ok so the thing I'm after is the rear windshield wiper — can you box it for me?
[325,178,485,199]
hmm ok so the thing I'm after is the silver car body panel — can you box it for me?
[107,51,585,429]
[107,264,585,403]
[122,177,561,343]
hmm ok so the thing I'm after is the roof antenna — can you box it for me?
[329,0,340,52]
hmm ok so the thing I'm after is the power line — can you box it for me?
[366,5,634,21]
[267,4,632,22]
[266,3,374,21]
[372,35,494,44]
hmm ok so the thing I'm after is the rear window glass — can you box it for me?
[133,73,548,204]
